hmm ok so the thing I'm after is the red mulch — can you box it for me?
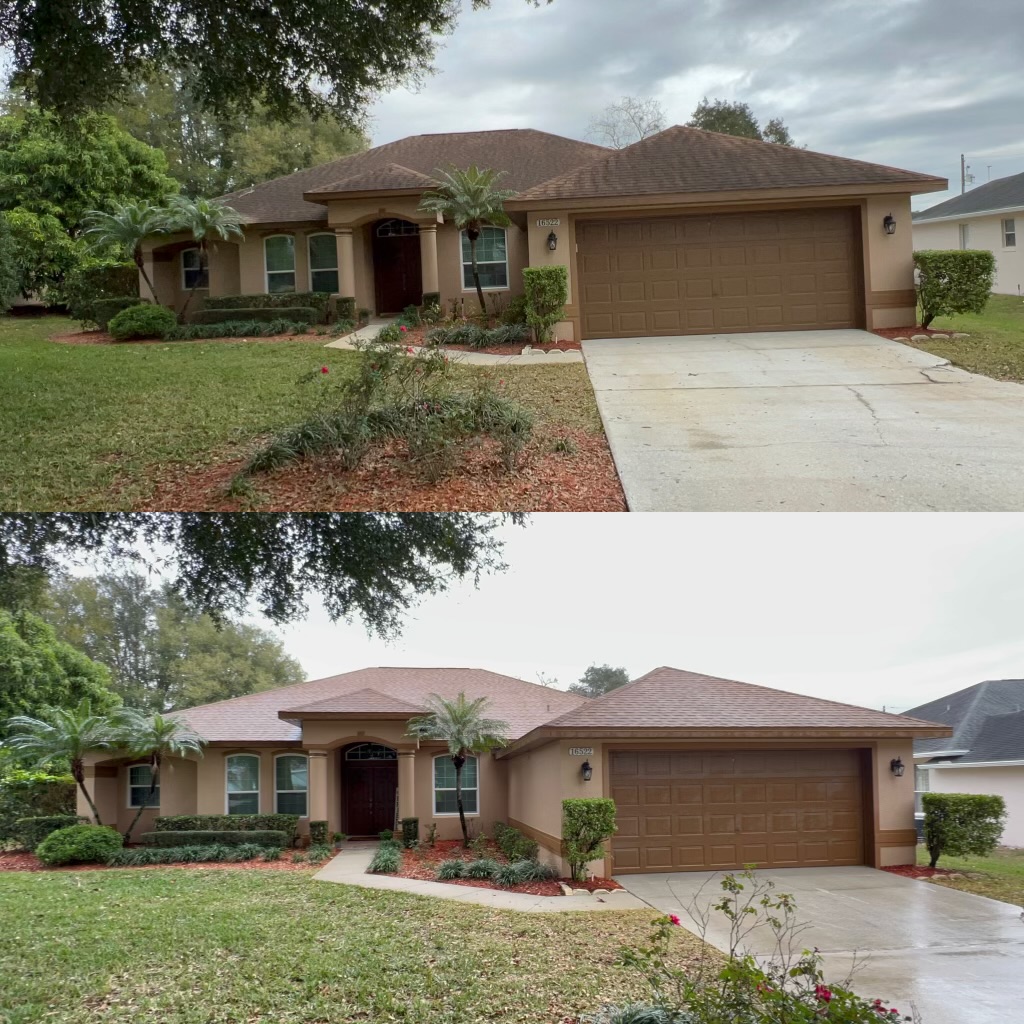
[132,428,626,512]
[399,324,581,355]
[49,328,324,346]
[881,864,959,879]
[0,850,315,872]
[873,326,955,340]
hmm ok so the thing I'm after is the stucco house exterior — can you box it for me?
[907,679,1024,847]
[80,665,949,875]
[142,127,946,340]
[912,172,1024,296]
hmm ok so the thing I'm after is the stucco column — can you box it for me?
[397,750,416,821]
[335,228,355,299]
[308,750,329,823]
[419,225,439,297]
[139,252,156,302]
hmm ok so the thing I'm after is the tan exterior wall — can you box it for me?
[208,241,241,297]
[235,223,327,296]
[872,739,917,866]
[526,212,576,341]
[913,212,1024,296]
[928,764,1024,847]
[863,194,917,329]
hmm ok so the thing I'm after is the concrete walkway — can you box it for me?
[314,845,648,913]
[617,866,1024,1024]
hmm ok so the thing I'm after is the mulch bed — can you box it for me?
[398,324,581,355]
[0,850,316,873]
[49,328,325,346]
[132,428,627,512]
[881,864,960,880]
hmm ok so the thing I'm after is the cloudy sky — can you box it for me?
[368,0,1024,209]
[270,514,1024,716]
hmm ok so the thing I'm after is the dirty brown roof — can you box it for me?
[281,688,427,717]
[220,129,609,224]
[512,126,947,204]
[312,163,437,196]
[175,667,588,743]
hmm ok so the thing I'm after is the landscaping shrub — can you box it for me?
[306,844,332,865]
[13,815,84,851]
[516,860,559,881]
[64,258,140,326]
[436,858,467,880]
[88,296,143,330]
[164,318,308,340]
[563,798,617,882]
[400,817,419,848]
[368,843,400,874]
[493,823,539,863]
[202,292,331,322]
[154,814,300,843]
[379,829,394,842]
[401,304,422,327]
[36,824,123,866]
[914,249,996,328]
[922,792,1006,868]
[108,303,177,340]
[426,322,530,350]
[469,832,490,858]
[336,296,356,322]
[141,829,288,849]
[523,265,568,343]
[106,843,274,866]
[309,820,329,845]
[1,765,77,848]
[190,305,317,326]
[261,847,282,861]
[464,857,501,880]
[422,291,440,309]
[498,293,530,326]
[495,860,533,888]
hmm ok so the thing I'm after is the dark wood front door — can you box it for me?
[344,761,398,836]
[372,220,422,313]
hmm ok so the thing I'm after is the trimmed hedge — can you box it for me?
[92,296,148,330]
[108,843,272,866]
[165,318,309,340]
[523,265,568,343]
[154,813,300,842]
[36,824,123,866]
[914,249,996,328]
[141,829,288,848]
[336,296,356,321]
[922,792,1006,868]
[14,814,86,851]
[108,303,178,340]
[190,305,317,325]
[563,798,617,882]
[309,820,329,845]
[400,816,419,848]
[202,292,331,322]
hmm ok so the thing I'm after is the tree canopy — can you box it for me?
[568,664,631,698]
[0,513,524,632]
[687,98,796,146]
[588,96,668,149]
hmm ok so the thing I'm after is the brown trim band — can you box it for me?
[877,828,918,847]
[867,289,917,310]
[508,817,563,857]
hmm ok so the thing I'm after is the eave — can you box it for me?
[276,710,417,721]
[301,187,429,205]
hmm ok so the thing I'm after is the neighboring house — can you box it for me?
[80,665,948,875]
[912,172,1024,295]
[141,126,946,339]
[906,679,1024,847]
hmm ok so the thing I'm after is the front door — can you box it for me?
[343,760,398,836]
[372,219,422,313]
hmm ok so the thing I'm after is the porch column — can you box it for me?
[139,251,156,302]
[334,228,355,299]
[397,750,416,821]
[308,750,329,823]
[419,224,439,297]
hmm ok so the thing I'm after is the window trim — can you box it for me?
[274,753,309,817]
[432,753,480,818]
[459,226,509,293]
[225,753,261,815]
[263,234,297,294]
[1002,218,1017,248]
[180,247,209,291]
[307,232,340,293]
[958,223,970,250]
[126,763,159,809]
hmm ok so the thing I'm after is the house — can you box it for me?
[912,172,1024,295]
[906,679,1024,847]
[80,665,949,875]
[141,127,946,340]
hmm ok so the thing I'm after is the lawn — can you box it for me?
[0,868,698,1024]
[900,293,1024,382]
[917,845,1024,907]
[0,317,614,511]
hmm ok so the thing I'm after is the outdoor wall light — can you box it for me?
[890,757,905,777]
[580,760,593,782]
[547,231,558,251]
[883,213,897,235]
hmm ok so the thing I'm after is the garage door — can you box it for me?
[610,749,864,873]
[578,208,861,339]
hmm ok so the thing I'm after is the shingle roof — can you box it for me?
[309,163,437,196]
[512,126,946,204]
[913,171,1024,221]
[281,688,427,716]
[175,667,587,743]
[219,129,609,224]
[538,666,947,733]
[906,679,1024,761]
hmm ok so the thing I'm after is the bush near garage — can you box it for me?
[563,798,617,882]
[922,792,1006,868]
[141,829,288,848]
[914,249,995,328]
[35,823,123,866]
[108,302,178,340]
[523,265,568,343]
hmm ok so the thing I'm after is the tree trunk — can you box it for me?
[453,753,468,848]
[134,248,161,308]
[467,230,486,321]
[928,844,939,869]
[71,758,103,825]
[123,756,160,842]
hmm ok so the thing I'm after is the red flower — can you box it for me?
[320,366,329,374]
[814,985,832,1003]
[399,325,408,332]
[668,914,681,926]
[406,346,414,353]
[889,1011,899,1016]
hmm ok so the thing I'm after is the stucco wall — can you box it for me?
[526,211,576,341]
[928,764,1024,847]
[873,739,917,866]
[913,213,1024,296]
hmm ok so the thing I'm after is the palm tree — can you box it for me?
[83,199,175,306]
[114,709,205,841]
[167,196,245,318]
[3,698,117,825]
[419,166,515,316]
[407,693,509,848]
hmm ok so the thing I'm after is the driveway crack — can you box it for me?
[846,386,887,446]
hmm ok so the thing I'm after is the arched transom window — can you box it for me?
[344,743,397,760]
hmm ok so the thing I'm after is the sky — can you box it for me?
[267,513,1024,716]
[367,0,1024,210]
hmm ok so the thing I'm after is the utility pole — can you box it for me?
[960,154,974,193]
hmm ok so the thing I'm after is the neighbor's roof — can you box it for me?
[913,171,1024,222]
[175,667,587,743]
[219,129,609,224]
[906,679,1024,762]
[511,126,947,204]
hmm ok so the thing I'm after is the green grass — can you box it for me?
[901,293,1024,382]
[0,868,695,1023]
[917,845,1024,906]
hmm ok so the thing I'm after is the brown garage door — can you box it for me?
[610,749,864,873]
[578,208,862,339]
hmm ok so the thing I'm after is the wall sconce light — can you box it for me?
[547,231,558,251]
[890,757,905,777]
[883,213,897,235]
[580,760,593,782]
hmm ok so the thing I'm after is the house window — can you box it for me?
[914,765,930,816]
[433,754,478,815]
[264,235,296,293]
[128,765,159,808]
[958,223,970,250]
[181,248,209,290]
[461,227,508,290]
[308,234,339,293]
[376,219,419,237]
[226,754,260,814]
[275,754,308,816]
[1003,218,1016,247]
[344,743,397,760]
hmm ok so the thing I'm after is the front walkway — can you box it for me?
[314,844,648,913]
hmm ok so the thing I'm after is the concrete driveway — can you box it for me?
[617,866,1024,1024]
[582,330,1024,511]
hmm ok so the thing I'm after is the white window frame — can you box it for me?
[181,247,209,290]
[225,753,261,815]
[914,765,930,817]
[127,763,159,808]
[263,234,296,294]
[460,227,509,292]
[307,233,339,294]
[1003,218,1017,248]
[958,223,970,250]
[432,753,479,817]
[274,753,309,817]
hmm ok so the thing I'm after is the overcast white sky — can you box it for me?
[367,0,1024,210]
[267,513,1024,716]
